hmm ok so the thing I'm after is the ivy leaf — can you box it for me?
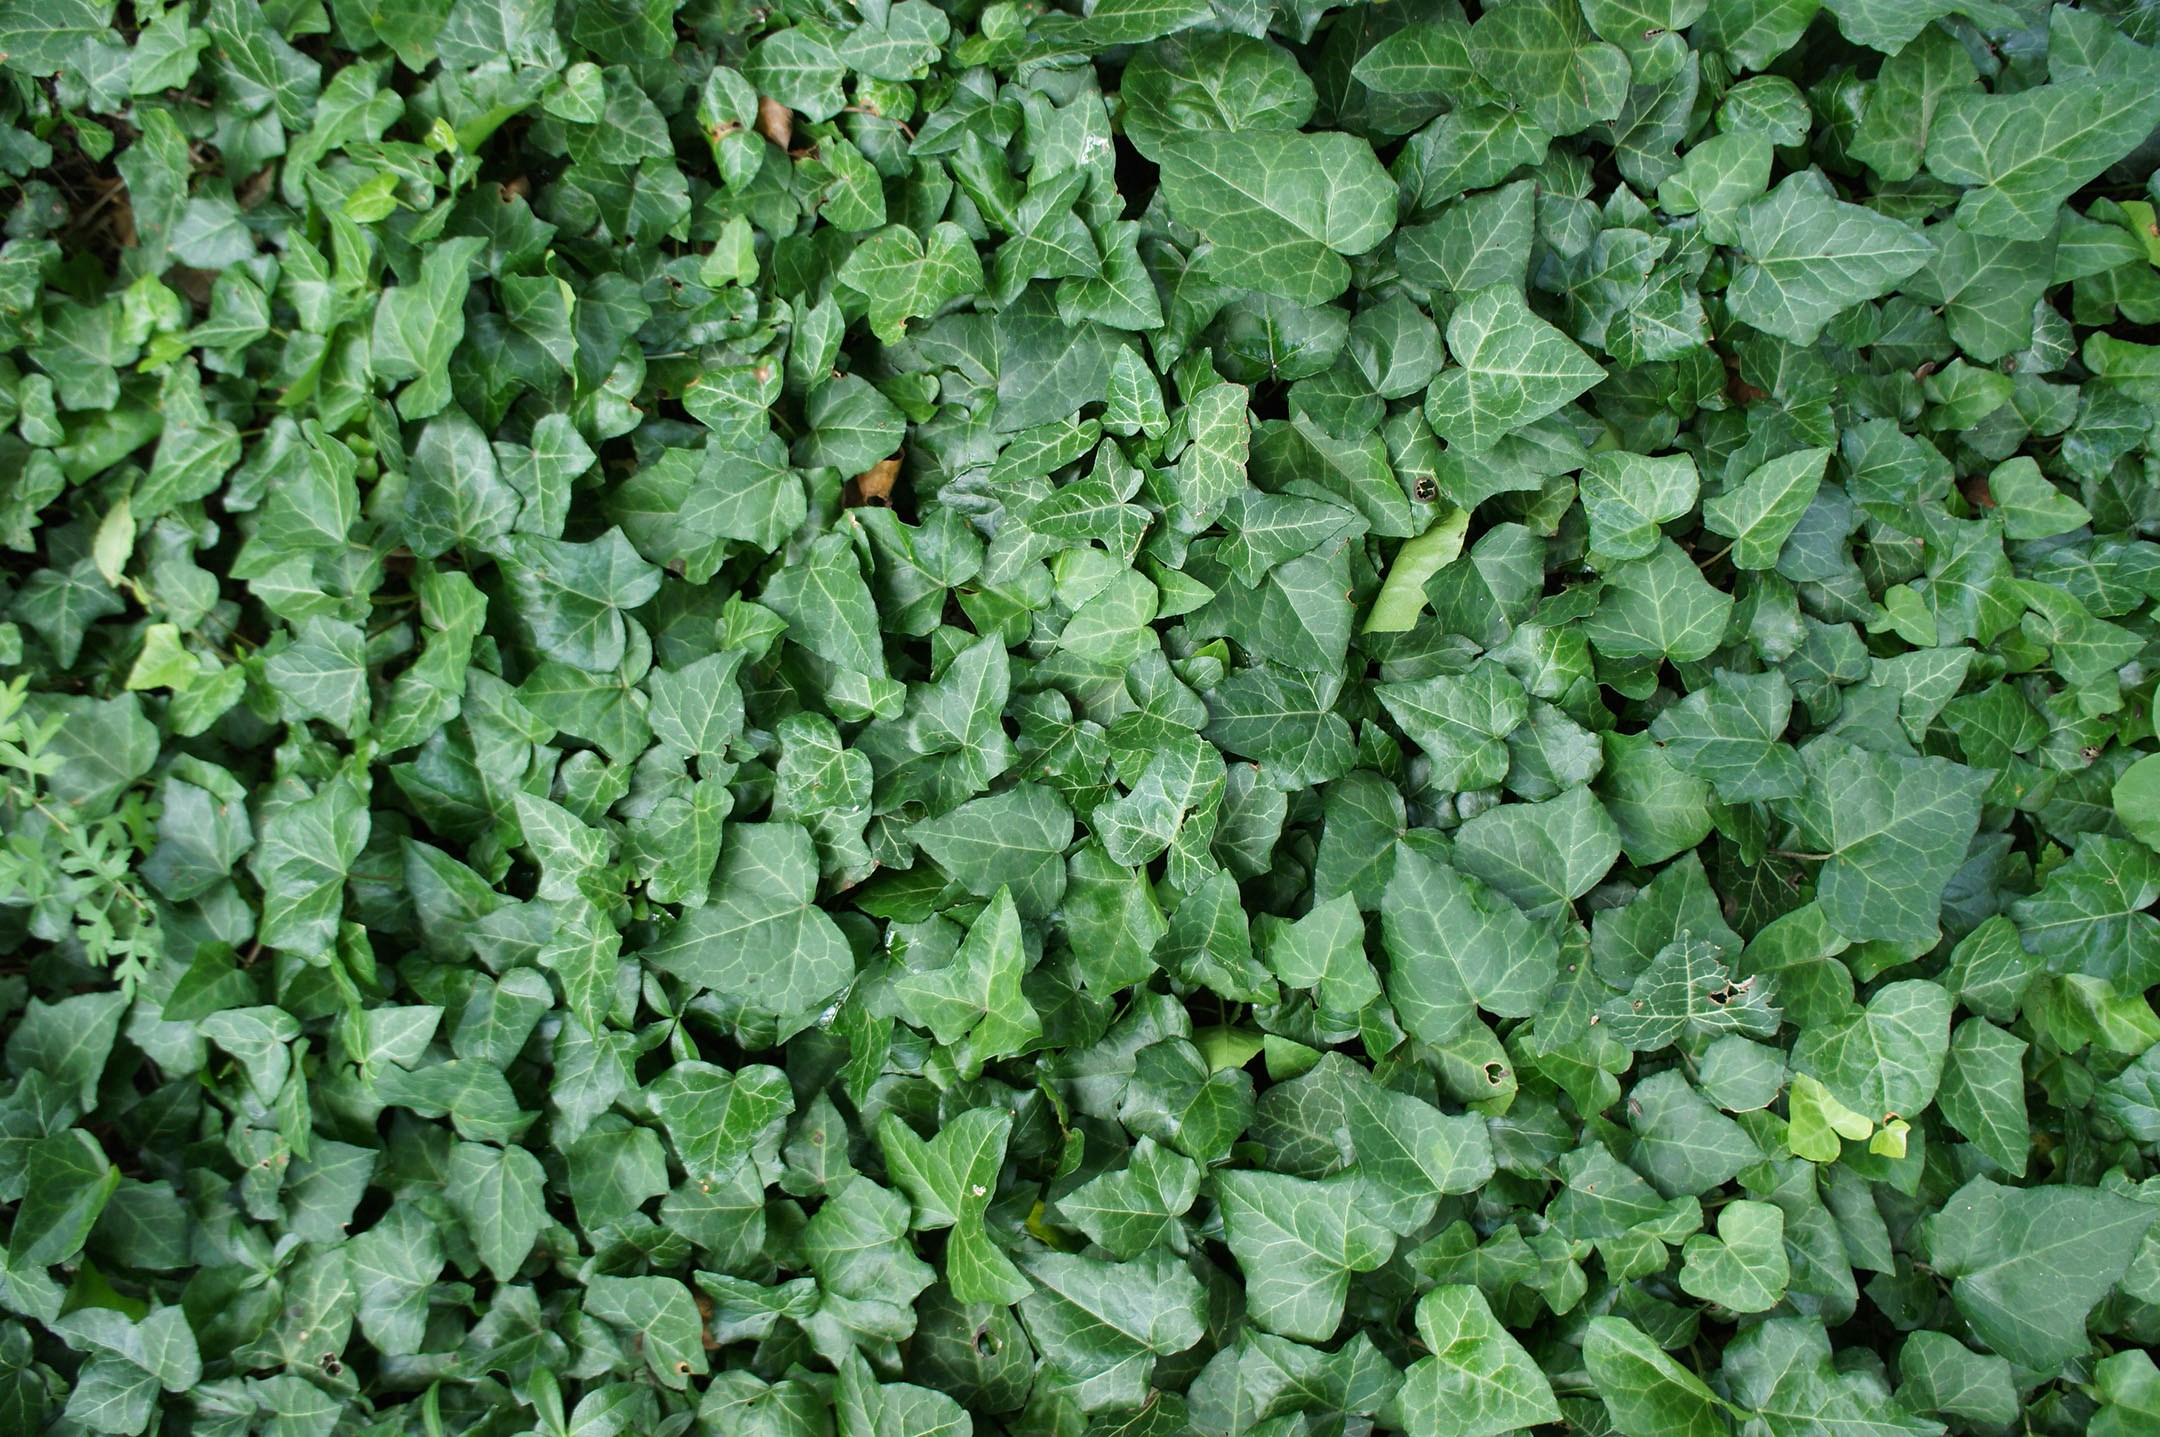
[1898,1331,2017,1431]
[0,0,116,76]
[1793,740,1987,946]
[404,408,520,560]
[1383,845,1558,1044]
[1258,894,1380,1017]
[446,1142,548,1284]
[1580,452,1700,560]
[1584,1316,1728,1437]
[1821,0,2014,53]
[1703,447,1830,569]
[1727,176,1930,343]
[1156,130,1395,304]
[248,773,368,960]
[1791,979,1952,1127]
[911,785,1075,921]
[1424,284,1606,454]
[888,886,1042,1066]
[1397,1285,1562,1436]
[802,1176,937,1356]
[1787,1073,1877,1162]
[1926,1177,2157,1371]
[1938,1017,2029,1176]
[1376,662,1527,791]
[1055,1138,1201,1260]
[1986,456,2090,541]
[612,437,804,569]
[12,1,2160,1426]
[798,376,904,474]
[2094,1351,2160,1437]
[878,1108,1027,1304]
[1679,1199,1789,1311]
[1599,937,1781,1052]
[502,528,662,673]
[1660,134,1774,243]
[838,222,984,343]
[1335,1057,1494,1229]
[583,1277,708,1388]
[835,1350,970,1437]
[646,1062,792,1186]
[1016,1248,1205,1411]
[1650,669,1806,803]
[1474,2,1631,136]
[643,823,855,1038]
[263,617,369,734]
[372,237,483,418]
[1721,1318,1941,1437]
[1213,1171,1395,1341]
[1927,78,2160,240]
[1581,541,1735,663]
[2008,836,2160,995]
[1452,784,1623,912]
[1118,1038,1255,1165]
[1582,0,1708,82]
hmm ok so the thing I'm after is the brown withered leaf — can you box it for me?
[846,455,901,510]
[756,97,793,150]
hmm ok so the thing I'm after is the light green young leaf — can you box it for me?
[2094,1350,2160,1437]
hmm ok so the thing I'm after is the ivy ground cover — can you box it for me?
[10,0,2160,1432]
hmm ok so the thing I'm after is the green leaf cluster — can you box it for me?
[6,0,2160,1433]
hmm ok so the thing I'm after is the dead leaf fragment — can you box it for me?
[847,455,901,509]
[756,97,793,150]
